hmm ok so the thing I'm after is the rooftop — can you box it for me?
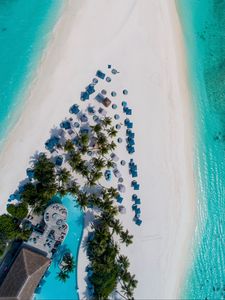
[0,245,50,300]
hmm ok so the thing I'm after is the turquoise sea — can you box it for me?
[177,0,225,299]
[0,0,62,146]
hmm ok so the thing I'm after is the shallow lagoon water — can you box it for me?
[177,1,225,299]
[0,0,62,146]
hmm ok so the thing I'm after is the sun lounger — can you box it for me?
[135,198,141,205]
[132,204,137,211]
[135,219,142,226]
[117,195,123,203]
[127,139,135,146]
[96,70,106,79]
[134,183,140,190]
[70,104,80,114]
[135,207,141,214]
[86,84,95,95]
[80,91,89,101]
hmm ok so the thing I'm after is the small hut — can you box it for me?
[102,97,111,108]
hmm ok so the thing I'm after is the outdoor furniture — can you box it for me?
[121,160,126,166]
[60,120,71,130]
[80,91,89,101]
[117,195,123,203]
[80,114,88,122]
[118,184,126,193]
[96,70,106,79]
[95,93,105,102]
[135,198,141,205]
[55,156,63,167]
[132,204,137,211]
[26,168,34,180]
[127,138,135,146]
[92,78,98,85]
[134,183,140,190]
[69,104,80,114]
[86,84,95,95]
[135,219,142,226]
[132,194,137,200]
[112,69,119,74]
[87,106,95,114]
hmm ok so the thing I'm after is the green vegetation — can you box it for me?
[57,252,75,283]
[0,115,138,297]
[7,202,28,220]
[0,214,30,256]
[57,270,69,282]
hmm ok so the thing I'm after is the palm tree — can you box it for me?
[107,127,118,138]
[119,230,133,246]
[62,253,76,273]
[111,219,123,236]
[92,157,106,170]
[68,181,80,196]
[77,192,89,210]
[57,168,71,186]
[91,124,102,134]
[68,151,82,170]
[107,187,119,199]
[109,141,116,151]
[106,159,114,169]
[102,117,112,128]
[117,255,130,270]
[64,139,74,152]
[57,270,69,282]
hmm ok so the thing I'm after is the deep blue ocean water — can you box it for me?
[177,1,225,299]
[0,0,62,146]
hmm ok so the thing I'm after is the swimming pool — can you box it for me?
[34,195,84,300]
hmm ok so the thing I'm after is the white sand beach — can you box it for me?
[0,0,196,299]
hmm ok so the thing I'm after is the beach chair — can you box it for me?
[96,70,106,79]
[134,183,140,190]
[135,207,141,214]
[135,219,142,226]
[70,104,80,114]
[127,138,135,146]
[135,198,141,205]
[80,91,89,101]
[116,195,123,203]
[86,84,95,95]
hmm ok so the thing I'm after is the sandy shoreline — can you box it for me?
[0,0,196,299]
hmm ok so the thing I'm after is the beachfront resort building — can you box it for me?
[0,203,68,299]
[0,245,50,300]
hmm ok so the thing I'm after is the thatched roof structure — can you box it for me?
[0,246,50,300]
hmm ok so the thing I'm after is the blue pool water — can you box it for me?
[0,0,62,146]
[35,195,84,300]
[177,1,225,299]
